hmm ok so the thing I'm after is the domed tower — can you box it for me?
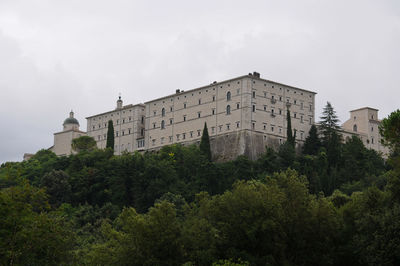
[63,110,80,131]
[50,110,87,156]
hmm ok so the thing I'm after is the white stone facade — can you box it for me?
[86,97,146,155]
[341,107,389,156]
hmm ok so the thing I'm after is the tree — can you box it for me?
[200,122,212,161]
[286,109,295,147]
[302,125,321,155]
[71,136,97,152]
[40,170,72,207]
[379,109,400,152]
[319,102,342,167]
[106,120,114,150]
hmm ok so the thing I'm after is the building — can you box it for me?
[86,96,146,155]
[49,111,86,156]
[86,72,316,160]
[341,107,389,155]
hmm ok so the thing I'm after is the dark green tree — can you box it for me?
[106,120,114,150]
[286,109,295,147]
[200,122,212,161]
[71,136,97,152]
[319,102,342,167]
[302,125,321,155]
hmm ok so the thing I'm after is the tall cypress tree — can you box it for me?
[286,109,295,147]
[200,122,212,161]
[106,120,115,151]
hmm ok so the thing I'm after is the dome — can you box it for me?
[63,111,80,126]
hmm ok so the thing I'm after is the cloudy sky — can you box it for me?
[0,0,399,163]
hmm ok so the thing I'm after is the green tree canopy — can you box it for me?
[71,135,97,152]
[200,122,212,161]
[106,120,115,150]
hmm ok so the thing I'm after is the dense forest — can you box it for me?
[1,104,400,266]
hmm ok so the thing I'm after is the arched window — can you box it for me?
[226,105,231,115]
[353,124,357,132]
[161,108,165,117]
[161,120,165,129]
[227,91,231,101]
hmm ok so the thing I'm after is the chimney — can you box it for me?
[176,89,180,94]
[253,72,260,78]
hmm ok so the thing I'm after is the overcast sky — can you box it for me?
[0,0,399,163]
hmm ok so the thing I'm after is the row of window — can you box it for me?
[91,108,145,122]
[91,117,145,131]
[96,128,145,140]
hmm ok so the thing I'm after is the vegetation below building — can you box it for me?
[1,107,400,265]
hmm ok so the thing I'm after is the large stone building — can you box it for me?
[341,107,389,155]
[86,97,146,155]
[86,72,316,160]
[49,111,87,156]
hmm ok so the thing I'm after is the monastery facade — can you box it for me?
[86,72,316,160]
[40,72,389,160]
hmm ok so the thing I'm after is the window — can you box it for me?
[301,102,303,109]
[227,91,231,101]
[128,129,131,134]
[294,100,297,105]
[183,115,186,121]
[212,127,215,133]
[153,111,156,116]
[252,91,256,98]
[237,103,240,109]
[227,124,230,130]
[190,131,193,138]
[372,137,374,144]
[271,126,274,132]
[152,139,156,146]
[213,96,215,101]
[169,136,173,142]
[170,118,173,124]
[372,115,374,119]
[176,134,180,141]
[264,105,266,111]
[279,96,282,101]
[98,135,101,140]
[117,120,119,125]
[170,106,173,112]
[153,123,156,129]
[183,133,186,140]
[219,125,222,132]
[122,130,125,136]
[116,131,119,137]
[279,109,282,115]
[263,125,266,130]
[237,88,240,95]
[252,105,256,112]
[310,105,313,111]
[252,122,255,129]
[184,103,187,109]
[198,99,201,105]
[271,109,274,114]
[161,108,165,117]
[264,92,267,97]
[371,127,374,132]
[301,116,303,123]
[141,128,144,136]
[300,132,304,140]
[309,117,313,125]
[197,112,201,118]
[197,130,201,136]
[236,122,240,128]
[212,109,215,115]
[226,105,231,115]
[141,116,144,124]
[161,137,164,144]
[161,120,165,129]
[122,119,125,123]
[353,124,357,132]
[294,113,297,118]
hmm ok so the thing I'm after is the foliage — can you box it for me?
[106,120,114,150]
[71,135,97,152]
[303,124,321,155]
[200,122,212,161]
